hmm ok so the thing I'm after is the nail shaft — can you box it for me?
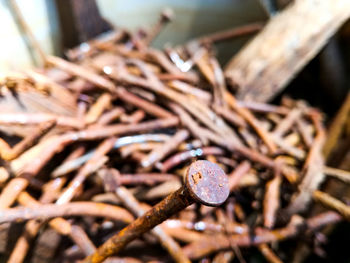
[83,160,229,263]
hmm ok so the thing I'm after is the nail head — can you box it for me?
[185,160,229,207]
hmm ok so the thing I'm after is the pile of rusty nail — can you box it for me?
[0,15,346,263]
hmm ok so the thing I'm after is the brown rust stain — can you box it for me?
[192,171,202,184]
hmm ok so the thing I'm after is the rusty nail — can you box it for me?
[143,8,174,46]
[82,160,229,263]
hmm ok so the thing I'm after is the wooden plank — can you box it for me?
[224,0,350,102]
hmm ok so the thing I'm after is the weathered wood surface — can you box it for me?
[225,0,350,102]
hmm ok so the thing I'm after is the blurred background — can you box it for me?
[2,0,349,116]
[0,0,266,72]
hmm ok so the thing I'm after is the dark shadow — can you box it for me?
[52,0,112,50]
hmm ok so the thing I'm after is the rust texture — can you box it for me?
[83,160,229,263]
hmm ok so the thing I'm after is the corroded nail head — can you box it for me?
[185,160,229,207]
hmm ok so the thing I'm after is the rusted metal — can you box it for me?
[82,160,229,263]
[0,8,346,262]
[100,168,190,263]
[0,120,56,161]
[143,8,174,46]
[313,190,350,220]
[0,198,134,224]
[182,212,342,259]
